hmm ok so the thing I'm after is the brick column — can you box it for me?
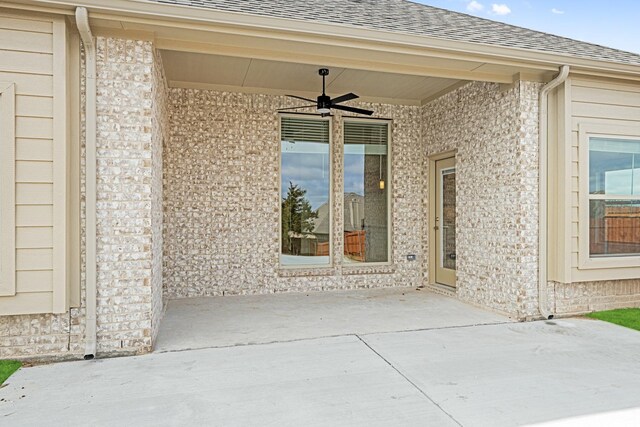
[95,37,165,355]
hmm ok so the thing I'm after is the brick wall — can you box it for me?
[422,81,541,319]
[94,37,165,355]
[163,89,424,297]
[551,280,640,315]
[151,49,168,343]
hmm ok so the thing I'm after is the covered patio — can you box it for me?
[73,8,561,359]
[154,288,509,352]
[155,39,548,322]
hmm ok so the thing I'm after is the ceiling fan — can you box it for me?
[278,68,374,116]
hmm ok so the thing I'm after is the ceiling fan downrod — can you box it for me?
[317,68,331,114]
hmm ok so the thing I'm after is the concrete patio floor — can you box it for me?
[2,289,640,426]
[155,287,510,351]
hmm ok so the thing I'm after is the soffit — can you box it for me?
[160,50,461,105]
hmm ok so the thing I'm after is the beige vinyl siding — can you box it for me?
[0,11,72,315]
[16,139,53,161]
[569,77,640,282]
[0,82,16,296]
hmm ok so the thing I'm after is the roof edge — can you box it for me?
[5,0,640,80]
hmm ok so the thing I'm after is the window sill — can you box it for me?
[277,263,397,277]
[342,264,395,275]
[278,267,336,278]
[579,255,640,271]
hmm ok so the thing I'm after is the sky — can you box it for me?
[281,142,330,210]
[413,0,640,54]
[281,143,368,211]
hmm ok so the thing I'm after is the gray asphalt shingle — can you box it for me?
[148,0,640,66]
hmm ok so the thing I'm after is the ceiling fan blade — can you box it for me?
[285,94,316,103]
[331,104,374,116]
[277,105,316,111]
[330,92,358,105]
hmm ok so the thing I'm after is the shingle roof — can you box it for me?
[149,0,640,66]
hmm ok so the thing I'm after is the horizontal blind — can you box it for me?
[344,121,388,145]
[281,117,329,144]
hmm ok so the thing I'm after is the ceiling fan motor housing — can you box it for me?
[317,94,331,113]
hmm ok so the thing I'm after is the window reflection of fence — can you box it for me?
[590,205,640,255]
[344,231,366,261]
[315,229,390,262]
[316,241,330,256]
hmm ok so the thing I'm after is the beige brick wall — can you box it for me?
[94,37,165,355]
[151,49,168,343]
[163,89,424,297]
[422,81,542,319]
[551,280,640,315]
[0,312,84,360]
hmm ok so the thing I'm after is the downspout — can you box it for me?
[538,65,569,320]
[76,7,97,359]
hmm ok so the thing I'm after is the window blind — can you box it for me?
[344,121,388,146]
[281,117,329,144]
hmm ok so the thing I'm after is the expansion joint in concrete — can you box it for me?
[355,334,463,427]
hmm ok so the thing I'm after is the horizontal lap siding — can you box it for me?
[16,139,53,161]
[0,16,55,299]
[0,28,52,53]
[570,78,640,279]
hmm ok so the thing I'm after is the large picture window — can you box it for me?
[589,137,640,257]
[280,116,331,267]
[343,120,390,264]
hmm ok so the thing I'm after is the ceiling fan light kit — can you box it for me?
[277,68,374,116]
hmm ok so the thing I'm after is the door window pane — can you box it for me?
[441,169,456,270]
[343,121,389,263]
[280,117,330,266]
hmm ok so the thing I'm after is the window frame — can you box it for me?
[342,117,393,267]
[578,122,640,270]
[278,113,333,269]
[0,82,16,296]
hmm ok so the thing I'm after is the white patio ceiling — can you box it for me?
[160,50,462,105]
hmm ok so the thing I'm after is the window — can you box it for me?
[343,120,390,264]
[589,136,640,257]
[280,116,331,267]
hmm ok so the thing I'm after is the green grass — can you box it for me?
[0,360,21,385]
[586,308,640,332]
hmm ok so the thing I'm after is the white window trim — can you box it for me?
[278,113,333,269]
[0,82,16,296]
[578,121,640,270]
[342,117,393,267]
